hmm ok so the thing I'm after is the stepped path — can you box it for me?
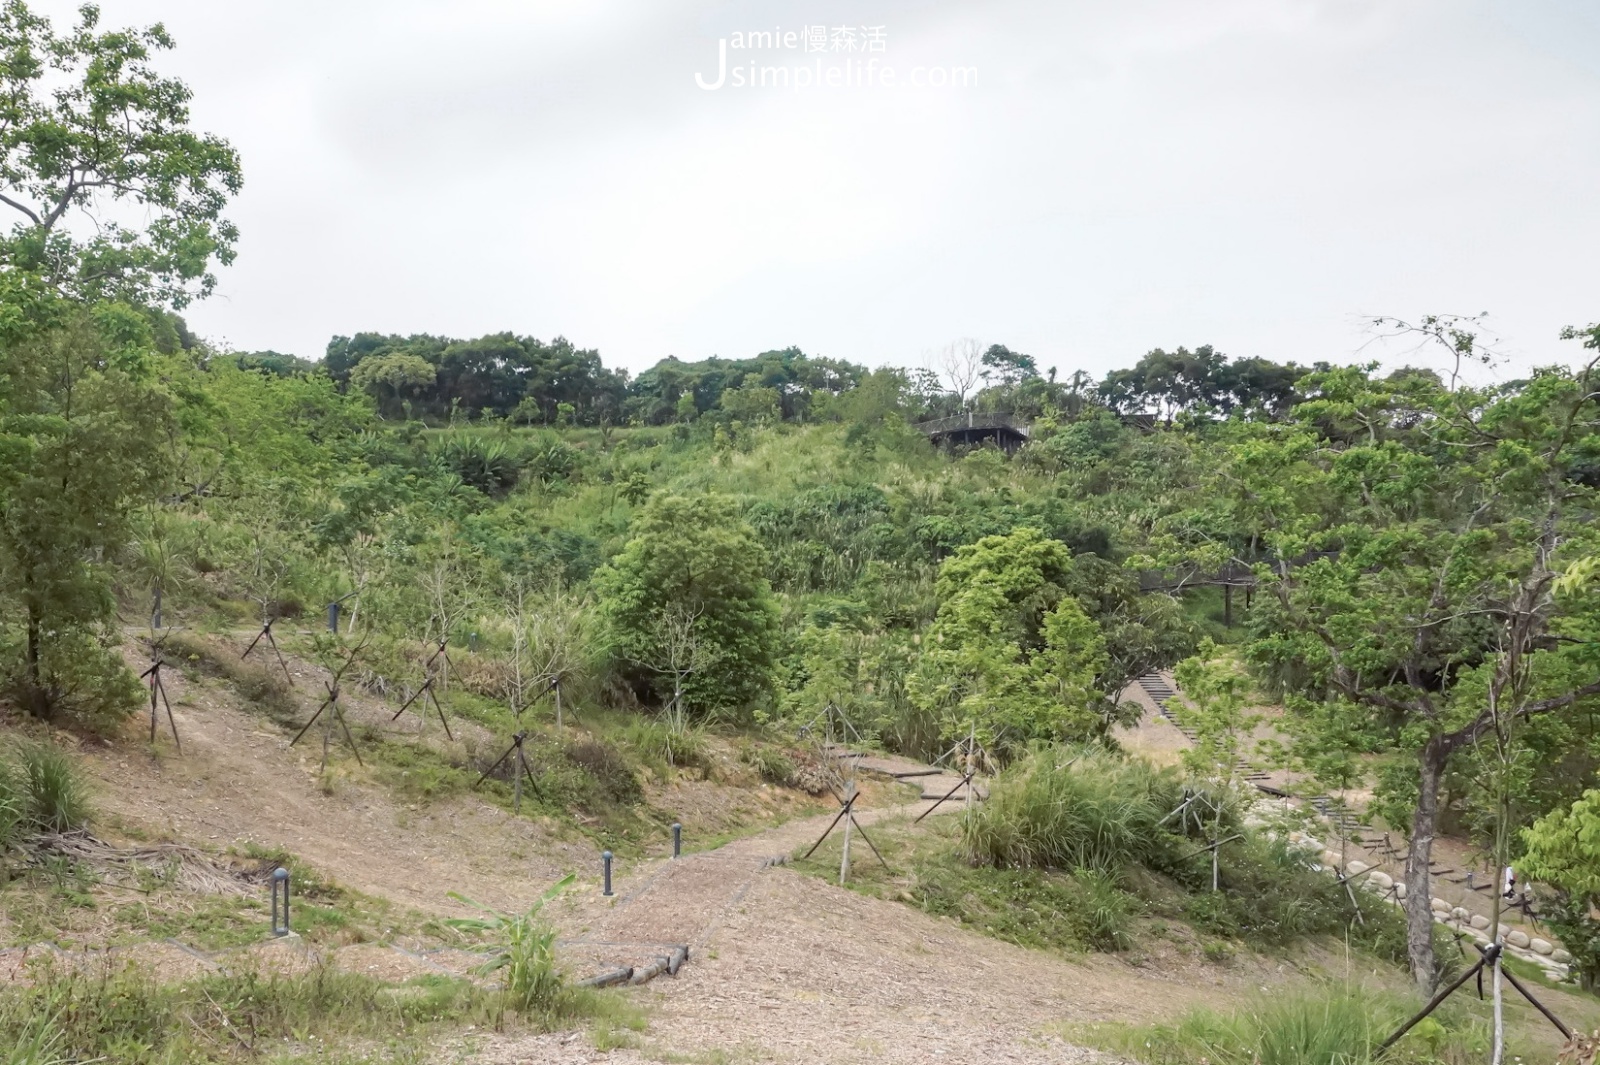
[1116,671,1570,978]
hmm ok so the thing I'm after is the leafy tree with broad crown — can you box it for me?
[595,494,779,719]
[0,2,239,722]
[349,353,437,416]
[980,344,1038,387]
[910,528,1123,751]
[1164,335,1600,992]
[0,2,241,311]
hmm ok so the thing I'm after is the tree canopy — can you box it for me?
[594,494,780,718]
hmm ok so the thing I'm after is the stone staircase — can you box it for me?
[1131,671,1571,979]
[823,745,982,804]
[1135,674,1275,791]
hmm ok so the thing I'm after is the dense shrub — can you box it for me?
[594,494,780,720]
[742,744,797,787]
[0,759,20,853]
[0,961,501,1065]
[434,435,525,496]
[564,740,644,804]
[618,718,711,775]
[163,631,297,725]
[446,876,573,1016]
[0,627,142,734]
[0,743,91,850]
[908,859,1137,953]
[961,746,1189,873]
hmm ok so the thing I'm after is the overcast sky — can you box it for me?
[37,0,1600,380]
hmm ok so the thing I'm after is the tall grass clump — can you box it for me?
[1183,833,1409,960]
[961,746,1184,873]
[16,745,90,835]
[619,717,711,774]
[1115,983,1487,1065]
[0,759,22,852]
[2,1010,67,1065]
[447,874,573,1015]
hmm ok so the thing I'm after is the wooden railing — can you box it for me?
[915,412,1031,438]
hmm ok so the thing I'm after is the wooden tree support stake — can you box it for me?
[241,618,295,686]
[914,772,974,824]
[140,658,181,754]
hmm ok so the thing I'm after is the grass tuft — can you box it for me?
[14,743,89,835]
[1107,983,1489,1065]
[961,746,1188,873]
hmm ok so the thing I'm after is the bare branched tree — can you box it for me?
[526,586,590,727]
[932,338,984,407]
[648,604,710,739]
[502,582,591,726]
[503,584,536,719]
[235,499,299,625]
[417,543,482,692]
[1362,312,1503,391]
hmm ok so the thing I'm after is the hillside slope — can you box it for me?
[0,638,1361,1064]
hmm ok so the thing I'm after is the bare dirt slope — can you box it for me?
[90,648,591,920]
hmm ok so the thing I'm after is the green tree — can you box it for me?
[1173,645,1259,790]
[0,307,170,720]
[595,494,779,717]
[1519,788,1600,990]
[720,382,781,424]
[979,344,1038,388]
[348,352,435,416]
[0,1,242,310]
[0,2,240,722]
[1173,646,1261,888]
[910,528,1117,751]
[1190,340,1600,991]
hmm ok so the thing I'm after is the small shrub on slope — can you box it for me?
[961,746,1186,873]
[17,744,89,834]
[447,874,573,1015]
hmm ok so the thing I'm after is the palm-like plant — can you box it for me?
[445,874,574,1012]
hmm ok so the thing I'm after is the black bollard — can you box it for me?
[672,822,682,858]
[602,850,614,897]
[271,867,291,936]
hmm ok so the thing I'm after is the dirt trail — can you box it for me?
[47,650,1312,1064]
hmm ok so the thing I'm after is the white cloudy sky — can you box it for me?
[34,0,1600,379]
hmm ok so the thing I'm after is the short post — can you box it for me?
[326,602,340,633]
[270,867,290,936]
[602,850,614,897]
[839,782,856,885]
[672,822,682,858]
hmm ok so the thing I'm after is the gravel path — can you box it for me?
[519,767,1155,1064]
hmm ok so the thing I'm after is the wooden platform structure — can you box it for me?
[916,412,1031,453]
[1136,551,1339,626]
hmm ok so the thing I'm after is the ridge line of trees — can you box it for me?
[232,333,1418,431]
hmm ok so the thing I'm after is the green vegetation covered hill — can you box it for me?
[10,5,1600,1062]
